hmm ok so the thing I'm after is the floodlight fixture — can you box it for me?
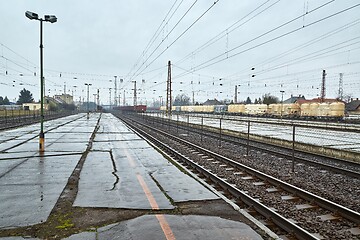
[25,11,39,20]
[44,15,57,23]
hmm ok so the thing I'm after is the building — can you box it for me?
[23,103,49,111]
[54,94,73,104]
[345,98,360,114]
[45,96,63,105]
[296,97,341,105]
[283,95,305,104]
[203,99,222,105]
[0,105,22,110]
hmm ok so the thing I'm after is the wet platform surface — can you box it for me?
[0,114,92,228]
[65,215,262,240]
[74,114,219,209]
[0,113,265,239]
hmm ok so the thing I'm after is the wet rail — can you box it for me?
[115,113,360,240]
[144,113,360,178]
[0,111,77,131]
[0,114,86,153]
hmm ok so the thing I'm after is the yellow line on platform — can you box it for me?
[124,148,176,240]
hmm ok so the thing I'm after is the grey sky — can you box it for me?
[1,0,359,105]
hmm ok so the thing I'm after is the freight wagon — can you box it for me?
[163,102,345,120]
[113,105,147,113]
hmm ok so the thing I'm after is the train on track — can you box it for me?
[160,102,346,120]
[113,105,147,112]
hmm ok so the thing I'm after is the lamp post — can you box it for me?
[119,79,123,106]
[123,89,125,106]
[85,83,92,119]
[280,90,285,119]
[159,96,163,107]
[109,88,112,110]
[25,11,57,152]
[114,76,117,107]
[72,85,77,105]
[132,81,137,110]
[93,94,97,112]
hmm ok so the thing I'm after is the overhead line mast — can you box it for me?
[166,60,172,116]
[338,73,343,100]
[320,69,326,102]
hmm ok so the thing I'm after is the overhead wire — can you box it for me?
[174,2,360,80]
[0,42,38,67]
[170,58,360,101]
[226,18,360,80]
[0,55,36,74]
[125,0,182,79]
[175,0,280,65]
[0,42,125,90]
[131,0,222,83]
[128,0,199,82]
[174,0,338,79]
[2,2,359,103]
[238,61,360,84]
[249,37,360,77]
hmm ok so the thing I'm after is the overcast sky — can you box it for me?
[1,0,359,105]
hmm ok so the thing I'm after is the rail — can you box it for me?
[117,114,360,239]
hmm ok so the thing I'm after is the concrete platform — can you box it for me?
[74,113,219,209]
[0,154,80,228]
[0,113,267,239]
[0,114,95,228]
[65,215,263,240]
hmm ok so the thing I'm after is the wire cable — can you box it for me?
[129,0,199,81]
[175,0,280,65]
[126,0,183,79]
[132,0,221,81]
[174,2,360,79]
[226,18,360,80]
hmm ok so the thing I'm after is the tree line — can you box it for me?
[0,96,10,105]
[0,88,34,105]
[173,93,282,106]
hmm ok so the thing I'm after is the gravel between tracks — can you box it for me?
[127,115,360,239]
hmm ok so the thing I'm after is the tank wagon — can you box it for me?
[244,104,268,115]
[300,102,345,119]
[164,102,345,120]
[268,103,301,117]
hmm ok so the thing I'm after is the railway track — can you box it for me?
[145,113,360,178]
[0,111,76,131]
[203,114,360,132]
[115,113,360,240]
[0,114,86,153]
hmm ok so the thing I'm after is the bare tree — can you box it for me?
[262,93,279,104]
[173,94,191,106]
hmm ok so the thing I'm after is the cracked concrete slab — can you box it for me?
[66,215,262,240]
[73,151,174,209]
[74,116,219,210]
[152,165,219,202]
[0,155,80,228]
[0,113,98,229]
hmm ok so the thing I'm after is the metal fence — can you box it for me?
[143,112,360,163]
[0,110,77,130]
